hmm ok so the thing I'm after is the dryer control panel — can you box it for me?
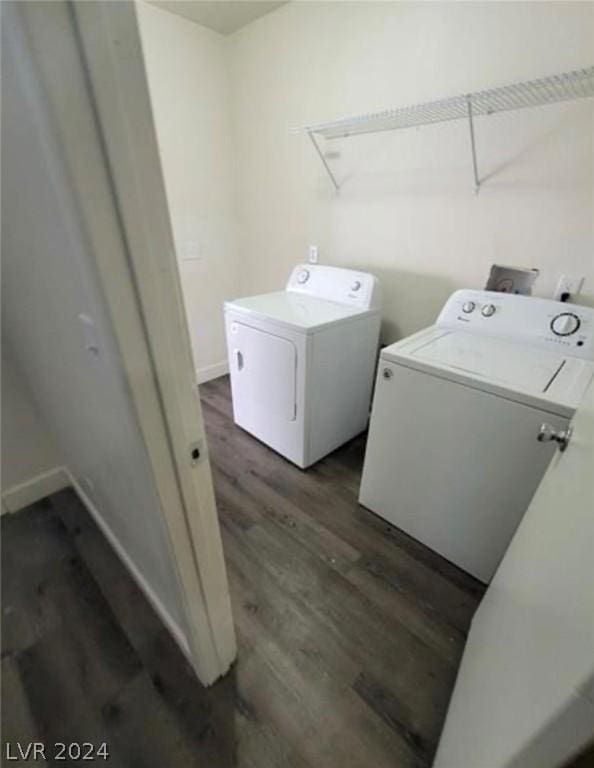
[437,289,594,360]
[287,264,381,311]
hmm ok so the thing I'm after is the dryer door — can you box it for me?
[228,321,297,424]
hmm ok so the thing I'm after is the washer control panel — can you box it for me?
[287,264,380,310]
[437,289,594,360]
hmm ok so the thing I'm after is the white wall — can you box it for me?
[228,1,594,342]
[2,3,189,645]
[138,2,240,382]
[434,376,594,768]
[1,344,66,507]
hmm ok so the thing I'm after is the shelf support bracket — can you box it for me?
[466,96,481,194]
[308,131,340,192]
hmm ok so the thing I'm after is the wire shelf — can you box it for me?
[299,66,594,192]
[304,66,594,140]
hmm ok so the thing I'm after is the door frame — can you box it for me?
[15,0,236,684]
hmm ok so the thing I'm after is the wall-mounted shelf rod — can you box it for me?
[308,131,340,192]
[299,66,594,192]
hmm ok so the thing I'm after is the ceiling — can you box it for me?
[148,1,287,35]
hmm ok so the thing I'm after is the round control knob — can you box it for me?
[351,280,362,292]
[462,301,476,314]
[481,304,496,317]
[551,312,580,337]
[297,269,310,284]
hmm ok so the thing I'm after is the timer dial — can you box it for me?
[297,269,310,284]
[550,312,580,337]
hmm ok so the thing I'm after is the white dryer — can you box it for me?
[224,265,381,468]
[359,289,594,583]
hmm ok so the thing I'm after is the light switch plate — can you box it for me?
[181,239,202,260]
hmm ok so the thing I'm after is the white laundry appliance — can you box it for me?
[224,264,381,468]
[359,289,594,583]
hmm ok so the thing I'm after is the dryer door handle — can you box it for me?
[234,349,244,372]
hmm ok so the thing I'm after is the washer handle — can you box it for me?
[234,349,244,372]
[537,423,572,452]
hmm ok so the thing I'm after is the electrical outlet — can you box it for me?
[554,275,585,302]
[308,245,319,264]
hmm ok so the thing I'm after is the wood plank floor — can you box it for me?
[2,375,486,767]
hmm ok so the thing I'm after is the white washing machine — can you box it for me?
[359,289,594,583]
[224,264,381,468]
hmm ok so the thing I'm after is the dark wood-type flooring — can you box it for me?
[2,375,490,767]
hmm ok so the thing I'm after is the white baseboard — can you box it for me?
[1,466,70,514]
[195,360,228,384]
[66,471,191,660]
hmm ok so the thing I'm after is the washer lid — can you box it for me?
[382,328,593,415]
[410,332,564,391]
[224,291,374,334]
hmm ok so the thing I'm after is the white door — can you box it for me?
[12,0,237,685]
[433,376,594,768]
[228,321,297,425]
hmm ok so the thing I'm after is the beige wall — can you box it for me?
[228,1,594,343]
[138,2,240,382]
[1,344,64,495]
[140,1,593,359]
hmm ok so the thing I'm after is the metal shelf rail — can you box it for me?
[299,66,594,193]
